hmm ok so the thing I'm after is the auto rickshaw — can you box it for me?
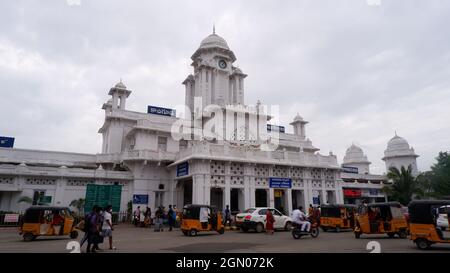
[181,204,225,236]
[408,200,450,250]
[19,206,79,242]
[354,202,408,239]
[320,204,357,232]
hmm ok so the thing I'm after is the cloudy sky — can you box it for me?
[1,0,449,174]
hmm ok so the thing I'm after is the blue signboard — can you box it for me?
[342,166,359,174]
[267,124,285,133]
[0,136,15,148]
[269,177,292,188]
[147,105,176,117]
[133,194,149,205]
[369,189,379,196]
[313,197,320,205]
[177,162,189,177]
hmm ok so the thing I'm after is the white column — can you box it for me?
[322,187,327,205]
[193,174,204,204]
[119,95,126,109]
[224,185,231,210]
[204,175,211,206]
[112,93,119,109]
[286,188,293,216]
[269,188,275,208]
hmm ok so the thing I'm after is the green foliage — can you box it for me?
[429,151,450,198]
[383,165,420,205]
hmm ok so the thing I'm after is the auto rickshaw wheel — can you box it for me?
[241,227,249,233]
[255,223,264,233]
[398,230,408,239]
[182,230,188,236]
[387,232,396,238]
[335,226,341,233]
[23,233,35,242]
[189,229,197,237]
[321,226,328,232]
[218,227,225,234]
[70,230,79,239]
[354,232,361,239]
[415,238,430,250]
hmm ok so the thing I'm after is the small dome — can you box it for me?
[293,113,304,122]
[343,144,370,164]
[114,80,126,89]
[386,135,410,151]
[199,33,230,50]
[233,67,243,74]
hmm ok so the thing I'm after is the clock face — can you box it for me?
[218,59,227,69]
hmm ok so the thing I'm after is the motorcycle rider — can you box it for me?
[292,206,311,232]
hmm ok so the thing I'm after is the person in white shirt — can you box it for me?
[102,205,116,250]
[291,206,310,232]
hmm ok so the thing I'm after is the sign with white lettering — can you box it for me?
[177,162,189,177]
[269,178,292,188]
[267,124,285,133]
[147,105,176,117]
[342,166,359,174]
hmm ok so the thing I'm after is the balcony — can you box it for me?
[175,143,339,169]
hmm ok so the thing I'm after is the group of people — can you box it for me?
[79,205,116,253]
[133,205,180,231]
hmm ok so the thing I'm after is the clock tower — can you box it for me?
[183,29,247,113]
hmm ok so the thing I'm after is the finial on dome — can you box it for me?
[395,130,397,136]
[213,24,215,34]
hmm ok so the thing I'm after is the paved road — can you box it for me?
[1,225,450,253]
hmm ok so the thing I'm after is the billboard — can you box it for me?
[84,184,122,212]
[133,194,149,205]
[343,189,362,197]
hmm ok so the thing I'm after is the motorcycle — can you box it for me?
[291,219,320,239]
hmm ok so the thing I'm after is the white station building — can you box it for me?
[0,31,420,214]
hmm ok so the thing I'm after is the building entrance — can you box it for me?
[210,187,223,211]
[255,189,267,207]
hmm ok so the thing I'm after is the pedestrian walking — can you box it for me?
[86,205,101,253]
[102,205,116,250]
[223,205,231,226]
[265,209,275,235]
[168,205,175,231]
[134,206,141,227]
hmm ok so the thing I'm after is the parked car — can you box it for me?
[437,205,450,231]
[235,207,293,233]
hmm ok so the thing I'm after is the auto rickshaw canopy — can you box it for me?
[321,204,357,218]
[408,200,450,224]
[182,204,218,220]
[23,206,71,223]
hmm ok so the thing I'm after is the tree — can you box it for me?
[383,165,420,205]
[69,198,85,215]
[430,151,450,198]
[17,196,33,204]
[415,171,437,199]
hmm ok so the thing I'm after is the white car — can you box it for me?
[437,205,450,231]
[235,207,293,233]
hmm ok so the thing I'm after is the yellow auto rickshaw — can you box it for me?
[354,202,408,239]
[320,204,357,232]
[181,204,224,236]
[408,200,450,250]
[19,206,79,242]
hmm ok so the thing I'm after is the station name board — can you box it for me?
[147,105,176,117]
[342,166,359,174]
[267,124,285,133]
[269,177,292,188]
[0,136,15,148]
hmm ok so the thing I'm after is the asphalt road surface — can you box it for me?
[1,225,450,253]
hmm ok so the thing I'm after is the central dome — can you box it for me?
[199,33,230,50]
[343,144,370,164]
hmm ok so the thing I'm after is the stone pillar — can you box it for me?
[269,188,275,208]
[119,95,126,109]
[112,93,119,109]
[224,185,231,211]
[286,189,293,216]
[193,174,204,204]
[204,174,211,206]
